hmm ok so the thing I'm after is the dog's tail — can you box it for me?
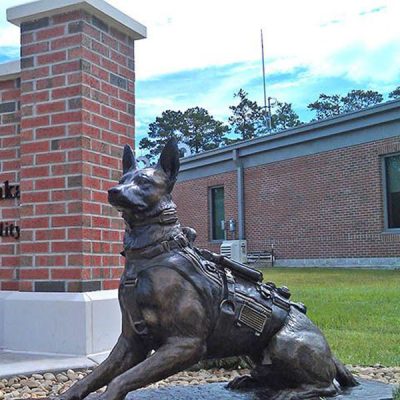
[333,356,358,387]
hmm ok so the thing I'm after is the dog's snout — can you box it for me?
[108,187,121,195]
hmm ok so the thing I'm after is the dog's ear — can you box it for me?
[157,137,180,189]
[122,144,137,174]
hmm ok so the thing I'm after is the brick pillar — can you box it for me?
[0,67,21,290]
[7,0,146,292]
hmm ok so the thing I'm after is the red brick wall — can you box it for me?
[10,9,135,292]
[174,171,238,253]
[0,78,21,290]
[174,136,400,260]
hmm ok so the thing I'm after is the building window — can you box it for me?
[385,154,400,229]
[210,186,225,240]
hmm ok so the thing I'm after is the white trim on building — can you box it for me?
[0,60,21,82]
[7,0,147,40]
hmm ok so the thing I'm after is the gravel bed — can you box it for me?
[0,366,398,399]
[349,364,400,386]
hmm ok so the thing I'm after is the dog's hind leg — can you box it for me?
[56,334,147,400]
[95,336,205,400]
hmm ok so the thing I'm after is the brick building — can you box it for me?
[174,101,400,267]
[0,0,145,360]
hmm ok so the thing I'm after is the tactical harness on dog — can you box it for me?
[121,239,308,342]
[120,212,306,345]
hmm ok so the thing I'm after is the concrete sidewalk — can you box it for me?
[0,351,108,379]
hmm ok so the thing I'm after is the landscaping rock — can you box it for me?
[43,373,56,381]
[0,365,398,399]
[67,370,77,381]
[56,374,69,383]
[20,380,40,389]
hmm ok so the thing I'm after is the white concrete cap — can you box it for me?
[0,290,121,356]
[7,0,147,40]
[0,60,21,81]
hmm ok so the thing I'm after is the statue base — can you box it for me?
[124,379,394,400]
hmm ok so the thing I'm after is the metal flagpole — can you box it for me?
[260,29,270,132]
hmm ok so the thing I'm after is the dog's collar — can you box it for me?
[122,233,189,259]
[128,208,178,228]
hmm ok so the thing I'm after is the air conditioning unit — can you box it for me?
[220,240,247,264]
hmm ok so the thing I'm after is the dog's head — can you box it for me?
[108,138,180,221]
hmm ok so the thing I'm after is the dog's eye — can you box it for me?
[136,176,152,185]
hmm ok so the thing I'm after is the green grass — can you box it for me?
[259,268,400,366]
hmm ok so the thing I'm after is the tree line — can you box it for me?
[139,86,400,160]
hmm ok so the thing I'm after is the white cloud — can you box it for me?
[107,0,400,84]
[0,0,398,84]
[0,24,19,49]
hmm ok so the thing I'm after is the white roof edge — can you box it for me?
[7,0,147,40]
[0,60,21,82]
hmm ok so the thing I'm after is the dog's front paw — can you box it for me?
[95,391,125,400]
[94,384,125,400]
[226,375,257,390]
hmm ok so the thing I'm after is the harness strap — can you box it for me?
[213,267,237,337]
[124,233,189,259]
[222,268,236,310]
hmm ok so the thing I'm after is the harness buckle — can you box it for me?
[220,299,235,314]
[161,240,171,252]
[124,278,138,287]
[224,268,235,283]
[132,320,149,336]
[175,233,189,248]
[272,294,291,311]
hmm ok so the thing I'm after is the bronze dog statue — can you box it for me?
[56,138,357,400]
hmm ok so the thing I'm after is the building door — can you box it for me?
[210,186,225,240]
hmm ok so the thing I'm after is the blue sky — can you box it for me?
[1,0,399,154]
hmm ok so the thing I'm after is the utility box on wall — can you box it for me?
[220,240,247,264]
